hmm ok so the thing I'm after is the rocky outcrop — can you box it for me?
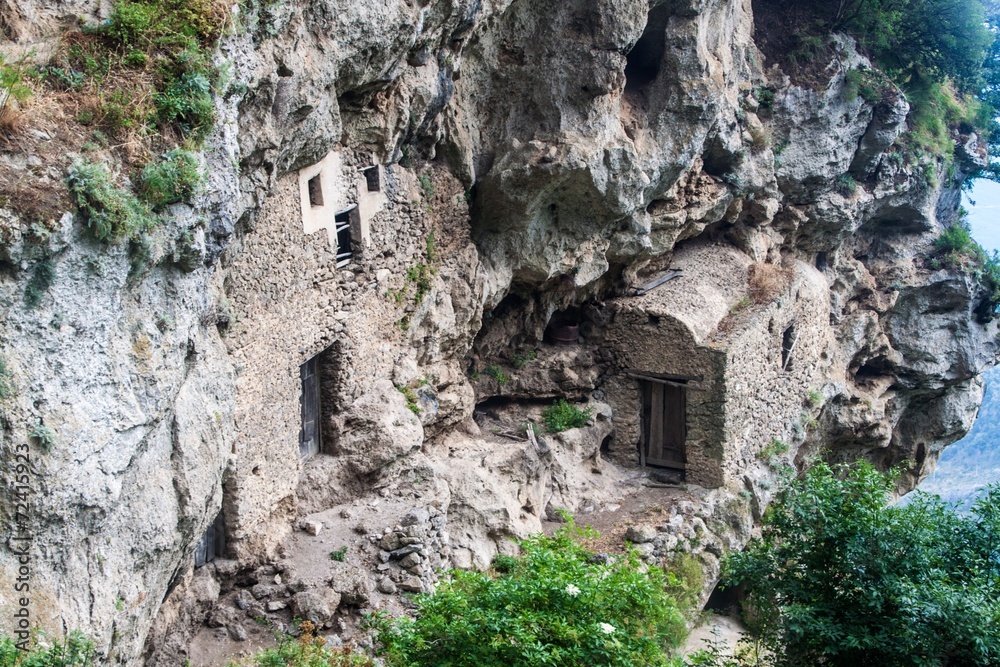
[0,0,995,663]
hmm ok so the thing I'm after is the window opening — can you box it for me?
[363,166,380,192]
[299,355,321,459]
[308,175,324,208]
[334,207,357,268]
[782,324,797,371]
[194,510,225,567]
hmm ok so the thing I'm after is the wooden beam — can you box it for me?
[634,270,682,296]
[626,371,706,391]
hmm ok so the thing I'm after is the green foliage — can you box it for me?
[542,399,593,433]
[834,173,857,197]
[138,148,203,207]
[24,260,56,309]
[418,174,434,198]
[752,85,775,110]
[844,68,883,104]
[804,390,823,408]
[724,462,1000,667]
[396,385,420,415]
[66,161,155,242]
[483,365,509,386]
[59,0,225,144]
[757,439,789,462]
[369,521,688,667]
[512,350,538,368]
[227,622,374,667]
[0,52,32,117]
[30,423,57,452]
[931,218,1000,319]
[330,547,347,562]
[0,631,98,666]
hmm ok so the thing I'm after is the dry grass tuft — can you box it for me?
[748,262,793,304]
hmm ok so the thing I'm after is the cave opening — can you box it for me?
[545,306,585,346]
[624,5,672,94]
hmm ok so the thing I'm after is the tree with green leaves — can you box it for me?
[369,520,691,667]
[724,462,1000,667]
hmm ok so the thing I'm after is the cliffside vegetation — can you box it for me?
[755,0,999,171]
[718,463,1000,667]
[369,521,692,667]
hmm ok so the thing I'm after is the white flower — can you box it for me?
[599,622,616,635]
[565,583,581,597]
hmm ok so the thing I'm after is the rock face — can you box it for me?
[0,0,996,663]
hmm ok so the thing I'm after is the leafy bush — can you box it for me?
[226,622,374,667]
[138,148,202,207]
[0,631,98,666]
[542,399,593,433]
[0,53,33,133]
[24,260,56,308]
[57,0,225,144]
[483,364,509,386]
[66,161,155,242]
[370,521,688,667]
[724,462,1000,667]
[30,424,57,452]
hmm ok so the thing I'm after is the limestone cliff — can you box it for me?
[0,0,995,663]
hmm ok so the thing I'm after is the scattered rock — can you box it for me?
[291,589,342,627]
[377,578,397,594]
[625,525,657,544]
[300,519,323,536]
[398,577,424,593]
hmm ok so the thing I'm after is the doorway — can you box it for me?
[639,379,687,470]
[299,355,320,459]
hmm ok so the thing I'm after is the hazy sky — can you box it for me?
[966,179,1000,253]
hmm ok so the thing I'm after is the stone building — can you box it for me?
[604,242,831,488]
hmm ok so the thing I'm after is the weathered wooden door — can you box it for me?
[640,380,686,469]
[194,511,226,567]
[299,356,321,459]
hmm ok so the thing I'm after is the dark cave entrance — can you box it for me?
[624,5,672,94]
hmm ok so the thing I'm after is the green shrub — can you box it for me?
[483,364,508,386]
[757,439,788,462]
[138,148,203,207]
[725,462,1000,667]
[66,161,155,242]
[227,622,374,667]
[370,520,688,667]
[542,399,593,433]
[0,631,98,666]
[24,260,56,308]
[30,424,57,452]
[396,385,420,415]
[0,53,32,121]
[330,546,347,562]
[512,350,537,368]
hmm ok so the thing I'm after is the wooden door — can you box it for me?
[640,380,686,469]
[299,356,321,459]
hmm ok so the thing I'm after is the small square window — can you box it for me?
[363,166,380,192]
[308,175,324,207]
